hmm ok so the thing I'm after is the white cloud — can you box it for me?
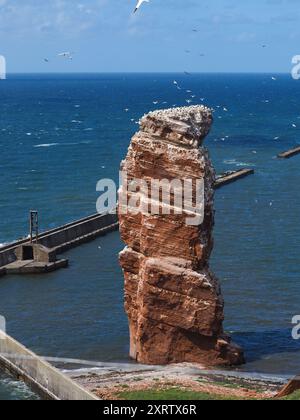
[0,0,109,36]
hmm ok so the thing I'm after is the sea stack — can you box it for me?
[118,105,244,366]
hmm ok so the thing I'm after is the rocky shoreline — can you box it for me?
[67,363,288,400]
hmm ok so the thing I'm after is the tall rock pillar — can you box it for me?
[118,106,244,366]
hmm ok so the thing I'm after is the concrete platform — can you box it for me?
[4,259,68,275]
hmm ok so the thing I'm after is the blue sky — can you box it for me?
[0,0,299,73]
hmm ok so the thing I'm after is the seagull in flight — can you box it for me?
[134,0,150,13]
[58,52,74,60]
[173,80,181,90]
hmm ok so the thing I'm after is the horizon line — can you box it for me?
[4,71,292,75]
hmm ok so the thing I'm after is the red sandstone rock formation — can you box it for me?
[118,106,244,366]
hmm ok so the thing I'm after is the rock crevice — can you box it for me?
[118,106,244,366]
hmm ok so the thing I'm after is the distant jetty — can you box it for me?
[215,168,255,189]
[277,146,300,159]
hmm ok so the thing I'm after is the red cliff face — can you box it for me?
[118,106,244,367]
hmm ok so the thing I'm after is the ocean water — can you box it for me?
[1,73,300,398]
[0,373,39,400]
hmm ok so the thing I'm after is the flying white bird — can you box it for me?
[58,52,73,60]
[134,0,149,13]
[173,80,181,90]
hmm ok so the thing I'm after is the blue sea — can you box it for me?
[1,73,300,399]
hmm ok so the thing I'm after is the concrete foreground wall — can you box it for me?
[0,333,99,400]
[0,212,118,268]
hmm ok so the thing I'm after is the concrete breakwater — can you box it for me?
[0,166,254,277]
[277,146,300,159]
[0,332,98,400]
[0,165,253,277]
[215,169,255,189]
[0,211,118,273]
[0,166,254,276]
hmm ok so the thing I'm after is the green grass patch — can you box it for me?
[196,379,240,390]
[118,387,246,401]
[281,390,300,400]
[197,378,262,392]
